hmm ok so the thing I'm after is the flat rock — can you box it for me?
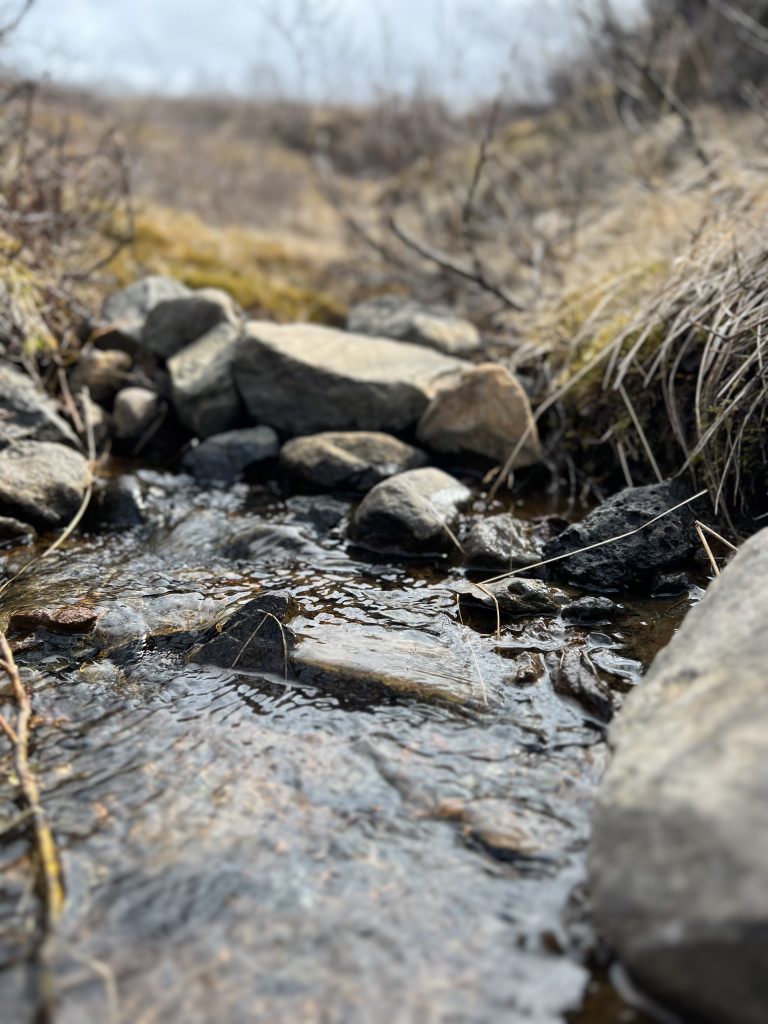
[347,296,481,355]
[101,276,191,343]
[235,321,464,434]
[0,362,80,449]
[182,427,278,484]
[142,288,240,359]
[279,431,427,493]
[0,441,89,531]
[168,322,242,438]
[589,527,768,1024]
[541,481,698,592]
[463,512,540,570]
[351,467,471,553]
[417,363,542,465]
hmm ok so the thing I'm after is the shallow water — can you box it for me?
[0,468,697,1023]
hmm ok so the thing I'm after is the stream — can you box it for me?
[0,465,698,1024]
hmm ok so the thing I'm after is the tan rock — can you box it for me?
[417,362,542,466]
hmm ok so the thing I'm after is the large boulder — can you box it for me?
[541,481,698,592]
[417,363,542,465]
[351,467,470,553]
[168,322,241,438]
[0,441,89,530]
[0,363,80,449]
[279,431,427,493]
[234,322,464,435]
[589,527,768,1024]
[182,427,279,484]
[141,288,240,360]
[347,296,481,356]
[101,276,190,343]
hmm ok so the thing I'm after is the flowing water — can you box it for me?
[0,467,698,1024]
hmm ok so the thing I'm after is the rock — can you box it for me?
[69,349,132,404]
[182,427,279,484]
[9,604,100,638]
[223,521,322,562]
[0,362,80,449]
[511,651,546,686]
[279,431,427,493]
[351,467,470,553]
[168,322,241,438]
[0,516,36,545]
[461,800,563,862]
[541,481,698,592]
[463,513,540,570]
[561,596,623,624]
[235,321,463,434]
[553,648,614,721]
[456,577,564,618]
[88,475,146,530]
[347,296,481,355]
[141,289,240,359]
[113,387,162,443]
[0,441,89,531]
[417,363,542,465]
[191,592,298,673]
[101,276,190,343]
[589,527,768,1024]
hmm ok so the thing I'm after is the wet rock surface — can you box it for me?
[542,481,698,592]
[463,512,541,570]
[347,295,482,355]
[182,426,279,483]
[279,430,427,493]
[0,441,89,530]
[590,527,768,1024]
[351,466,471,553]
[235,321,464,434]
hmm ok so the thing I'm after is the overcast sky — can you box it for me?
[8,0,644,102]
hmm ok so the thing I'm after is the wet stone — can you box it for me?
[191,592,298,673]
[512,651,547,686]
[553,648,614,722]
[561,596,624,625]
[88,475,146,531]
[463,512,541,570]
[0,516,36,546]
[0,441,90,531]
[456,577,565,618]
[8,604,100,638]
[279,430,427,493]
[182,426,279,484]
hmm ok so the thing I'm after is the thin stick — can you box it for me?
[695,523,720,577]
[695,520,738,552]
[619,383,664,483]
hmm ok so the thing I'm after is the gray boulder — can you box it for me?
[347,296,481,356]
[0,363,80,449]
[234,322,464,435]
[142,288,240,360]
[589,526,768,1024]
[182,427,279,484]
[101,276,190,343]
[168,322,241,438]
[0,441,89,530]
[113,387,161,443]
[463,513,540,570]
[417,363,542,465]
[351,467,470,553]
[541,481,698,592]
[279,431,427,493]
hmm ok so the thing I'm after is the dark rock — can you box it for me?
[0,362,80,449]
[182,427,279,484]
[88,475,146,530]
[223,521,321,562]
[142,289,240,359]
[463,513,540,570]
[284,495,348,534]
[590,526,768,1024]
[553,648,614,721]
[541,482,698,592]
[0,441,89,530]
[417,363,542,465]
[191,592,298,672]
[235,321,464,435]
[347,296,481,356]
[168,322,241,438]
[113,387,162,443]
[101,276,190,343]
[279,431,427,493]
[456,577,565,617]
[511,651,546,686]
[0,516,36,546]
[651,570,695,597]
[561,596,623,624]
[69,348,132,404]
[351,467,470,554]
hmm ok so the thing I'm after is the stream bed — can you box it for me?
[0,466,698,1023]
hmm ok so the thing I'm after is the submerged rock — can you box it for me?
[142,289,240,359]
[417,363,542,465]
[347,296,481,355]
[182,427,279,484]
[0,362,80,449]
[553,648,614,721]
[101,275,190,343]
[235,321,463,434]
[590,526,768,1024]
[456,577,565,618]
[279,431,427,493]
[561,596,623,625]
[541,481,698,592]
[191,592,298,673]
[0,441,89,531]
[351,467,470,553]
[88,475,146,530]
[463,513,540,570]
[168,322,242,438]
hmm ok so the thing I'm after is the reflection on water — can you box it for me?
[0,468,692,1022]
